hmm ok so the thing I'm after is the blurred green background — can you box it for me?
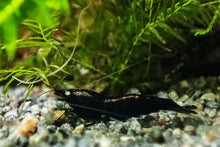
[0,0,220,94]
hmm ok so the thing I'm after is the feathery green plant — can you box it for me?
[0,0,69,59]
[1,0,220,94]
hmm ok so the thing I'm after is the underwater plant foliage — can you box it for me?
[0,0,220,94]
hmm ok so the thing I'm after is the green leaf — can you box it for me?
[2,78,14,94]
[20,84,33,114]
[16,40,49,48]
[195,4,220,36]
[44,31,53,38]
[22,20,40,29]
[38,46,52,57]
[2,16,17,59]
[30,0,53,26]
[50,64,71,75]
[17,36,45,41]
[31,68,49,85]
[43,22,59,32]
[24,74,38,82]
[0,72,14,82]
[149,26,166,44]
[0,0,24,25]
[159,22,186,43]
[46,0,70,13]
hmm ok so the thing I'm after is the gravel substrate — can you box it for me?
[0,76,220,147]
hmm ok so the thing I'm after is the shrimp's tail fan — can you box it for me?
[181,105,198,114]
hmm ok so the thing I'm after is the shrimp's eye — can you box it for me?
[65,91,71,96]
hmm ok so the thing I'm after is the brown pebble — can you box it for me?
[18,117,39,137]
[158,115,170,125]
[73,124,85,135]
[140,128,152,135]
[53,110,65,121]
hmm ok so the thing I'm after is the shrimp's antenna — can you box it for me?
[38,90,55,98]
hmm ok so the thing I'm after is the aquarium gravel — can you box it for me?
[0,77,220,147]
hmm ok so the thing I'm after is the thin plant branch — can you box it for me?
[12,2,92,85]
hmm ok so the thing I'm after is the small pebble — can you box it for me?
[73,124,85,135]
[192,90,203,100]
[149,126,164,143]
[158,115,171,126]
[139,128,152,135]
[29,131,49,145]
[40,107,55,125]
[180,80,190,88]
[120,136,135,141]
[94,122,107,130]
[204,108,210,115]
[52,110,66,123]
[18,101,31,112]
[59,123,73,138]
[95,136,113,147]
[29,105,40,115]
[0,94,11,105]
[206,101,219,109]
[10,87,26,101]
[178,94,189,103]
[16,137,29,147]
[9,101,18,109]
[168,90,179,100]
[126,88,140,94]
[200,92,216,101]
[47,125,57,134]
[128,119,142,134]
[213,117,220,126]
[208,109,217,118]
[48,134,59,145]
[4,109,19,122]
[184,125,195,135]
[60,123,73,131]
[157,91,168,98]
[109,121,123,133]
[195,76,206,88]
[18,117,39,137]
[0,127,9,139]
[0,139,16,147]
[172,128,182,139]
[163,128,172,143]
[2,106,11,113]
[64,138,77,147]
